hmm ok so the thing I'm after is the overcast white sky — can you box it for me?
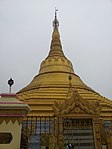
[0,0,112,99]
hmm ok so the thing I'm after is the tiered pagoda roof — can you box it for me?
[17,12,112,118]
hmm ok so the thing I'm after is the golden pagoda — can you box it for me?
[18,11,112,149]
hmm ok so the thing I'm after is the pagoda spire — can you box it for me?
[48,9,64,57]
[53,8,59,29]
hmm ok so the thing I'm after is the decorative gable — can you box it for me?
[53,88,101,117]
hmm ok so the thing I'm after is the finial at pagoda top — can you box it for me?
[55,7,58,17]
[53,7,59,28]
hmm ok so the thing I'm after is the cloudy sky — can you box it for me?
[0,0,112,99]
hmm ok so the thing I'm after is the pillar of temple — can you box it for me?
[0,93,30,149]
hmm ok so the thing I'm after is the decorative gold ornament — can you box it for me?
[74,107,81,113]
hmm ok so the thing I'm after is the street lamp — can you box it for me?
[8,78,14,93]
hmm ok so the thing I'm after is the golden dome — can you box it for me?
[18,12,88,94]
[17,12,112,117]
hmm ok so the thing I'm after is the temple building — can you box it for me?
[18,11,112,149]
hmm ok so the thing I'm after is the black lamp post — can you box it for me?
[8,78,14,93]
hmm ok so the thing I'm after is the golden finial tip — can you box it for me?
[55,7,58,18]
[55,7,58,12]
[53,7,59,28]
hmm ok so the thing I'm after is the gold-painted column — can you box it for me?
[107,126,112,149]
[57,117,64,149]
[49,117,58,149]
[93,118,102,149]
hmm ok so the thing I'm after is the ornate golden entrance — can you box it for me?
[21,116,110,149]
[21,88,111,149]
[51,88,108,149]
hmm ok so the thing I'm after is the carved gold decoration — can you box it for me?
[49,134,56,149]
[41,133,49,146]
[53,88,100,118]
[74,107,81,113]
